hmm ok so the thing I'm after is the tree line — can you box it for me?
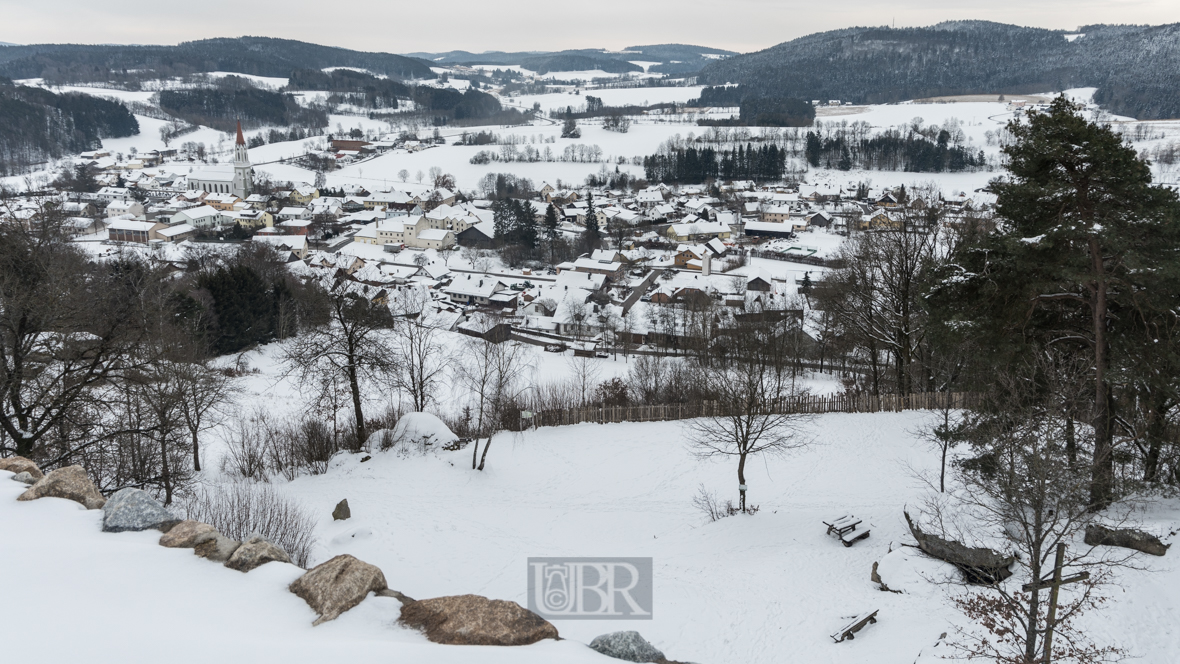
[643,144,788,184]
[0,80,139,175]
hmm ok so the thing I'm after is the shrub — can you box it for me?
[180,482,318,568]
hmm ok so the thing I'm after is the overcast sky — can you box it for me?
[2,0,1178,54]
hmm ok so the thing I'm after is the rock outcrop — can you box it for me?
[332,499,350,521]
[0,456,43,480]
[224,535,292,572]
[17,466,106,510]
[289,554,389,625]
[905,511,1014,584]
[101,488,180,533]
[399,594,559,646]
[589,631,666,662]
[1085,524,1169,557]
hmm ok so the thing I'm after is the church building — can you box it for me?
[188,121,254,199]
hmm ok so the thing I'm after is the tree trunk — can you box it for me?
[191,428,201,472]
[347,357,365,446]
[1065,414,1076,467]
[160,435,173,506]
[478,433,492,471]
[737,451,747,511]
[1089,239,1113,510]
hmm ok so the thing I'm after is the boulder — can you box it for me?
[160,520,219,548]
[589,631,665,662]
[224,535,292,572]
[194,534,241,562]
[332,499,351,521]
[101,488,181,533]
[905,511,1014,584]
[17,466,105,510]
[289,554,389,625]
[0,456,43,480]
[1085,524,1169,557]
[399,594,559,646]
[12,472,36,485]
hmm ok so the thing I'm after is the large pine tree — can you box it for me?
[931,97,1180,508]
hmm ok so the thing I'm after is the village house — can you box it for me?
[666,218,732,243]
[108,219,167,243]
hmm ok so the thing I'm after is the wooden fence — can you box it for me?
[520,391,976,429]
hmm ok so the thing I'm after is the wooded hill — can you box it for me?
[407,44,736,76]
[0,37,436,88]
[697,21,1180,120]
[0,79,138,175]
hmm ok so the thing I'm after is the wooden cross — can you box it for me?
[1020,543,1090,664]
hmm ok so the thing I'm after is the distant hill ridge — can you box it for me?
[697,21,1180,119]
[0,36,437,85]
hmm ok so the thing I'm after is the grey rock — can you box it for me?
[160,520,219,548]
[289,554,389,625]
[1085,524,1170,557]
[18,465,106,510]
[194,533,241,562]
[906,511,1014,584]
[12,471,36,485]
[225,535,292,572]
[400,594,559,646]
[0,456,43,480]
[102,488,181,533]
[590,631,666,662]
[332,498,351,521]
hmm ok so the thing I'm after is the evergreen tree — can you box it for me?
[515,199,538,249]
[198,265,276,354]
[930,97,1180,508]
[492,199,512,244]
[543,202,560,242]
[582,191,601,251]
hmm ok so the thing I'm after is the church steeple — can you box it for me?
[232,119,253,199]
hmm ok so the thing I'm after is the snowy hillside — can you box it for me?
[4,412,1177,663]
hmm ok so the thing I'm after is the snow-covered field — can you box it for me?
[4,410,1177,663]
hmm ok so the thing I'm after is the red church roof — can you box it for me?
[235,121,245,146]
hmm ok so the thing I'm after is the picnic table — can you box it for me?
[823,515,871,547]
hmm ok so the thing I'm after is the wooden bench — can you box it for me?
[823,515,871,547]
[831,610,879,643]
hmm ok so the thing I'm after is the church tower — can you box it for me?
[232,120,254,199]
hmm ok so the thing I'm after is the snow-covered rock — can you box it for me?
[875,545,960,595]
[225,535,292,572]
[589,630,666,662]
[160,520,218,548]
[12,471,36,485]
[101,488,180,533]
[399,594,559,646]
[0,456,43,480]
[17,465,105,509]
[289,554,388,625]
[386,412,458,449]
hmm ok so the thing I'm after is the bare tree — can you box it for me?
[171,361,238,471]
[567,354,601,407]
[930,356,1138,664]
[0,213,165,467]
[282,280,397,444]
[389,288,450,412]
[686,323,813,511]
[455,333,533,471]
